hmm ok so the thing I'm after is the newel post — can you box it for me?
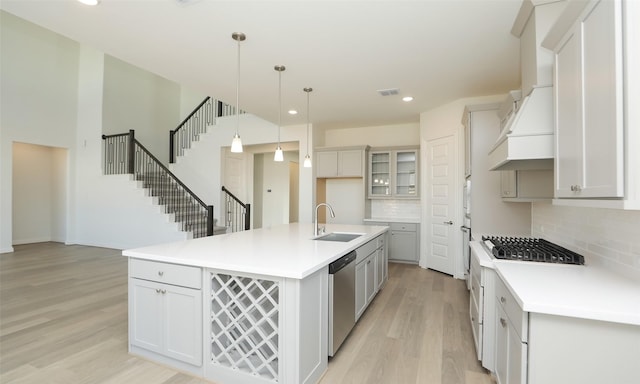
[127,129,135,174]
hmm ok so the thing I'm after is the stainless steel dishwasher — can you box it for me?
[328,250,357,357]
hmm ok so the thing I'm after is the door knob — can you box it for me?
[443,220,453,225]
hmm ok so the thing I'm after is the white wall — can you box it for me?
[324,122,419,147]
[103,55,181,165]
[1,11,79,252]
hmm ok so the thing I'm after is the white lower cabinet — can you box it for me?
[494,277,527,384]
[355,234,387,321]
[129,259,202,369]
[492,273,640,384]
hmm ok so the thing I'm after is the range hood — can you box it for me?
[488,0,566,171]
[488,85,554,171]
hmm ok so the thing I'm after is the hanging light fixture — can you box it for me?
[274,65,285,162]
[303,87,313,168]
[230,32,246,153]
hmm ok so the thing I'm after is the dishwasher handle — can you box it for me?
[329,251,357,274]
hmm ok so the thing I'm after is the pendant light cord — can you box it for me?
[277,69,282,145]
[306,90,310,155]
[236,38,240,135]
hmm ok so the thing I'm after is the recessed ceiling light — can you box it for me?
[77,0,100,5]
[402,96,414,102]
[288,110,298,115]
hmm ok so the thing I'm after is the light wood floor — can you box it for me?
[0,242,494,384]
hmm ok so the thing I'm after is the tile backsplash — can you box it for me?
[532,202,640,279]
[370,199,421,220]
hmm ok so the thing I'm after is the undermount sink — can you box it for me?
[314,233,363,242]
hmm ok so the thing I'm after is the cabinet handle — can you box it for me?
[155,288,161,293]
[161,289,166,294]
[443,220,453,225]
[158,271,164,277]
[500,296,506,304]
[570,185,583,192]
[500,318,507,328]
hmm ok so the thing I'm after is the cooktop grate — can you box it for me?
[481,236,585,265]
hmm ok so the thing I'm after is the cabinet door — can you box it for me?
[339,150,363,177]
[389,230,418,262]
[316,151,338,178]
[375,247,386,290]
[494,304,509,384]
[395,150,418,196]
[130,279,164,354]
[555,27,584,197]
[501,171,517,198]
[581,0,623,197]
[365,255,376,304]
[355,260,367,320]
[164,285,203,365]
[369,152,391,196]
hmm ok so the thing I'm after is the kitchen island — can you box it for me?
[123,223,388,384]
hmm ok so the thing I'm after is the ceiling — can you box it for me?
[1,0,524,130]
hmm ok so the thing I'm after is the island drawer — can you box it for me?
[495,276,528,342]
[130,258,201,289]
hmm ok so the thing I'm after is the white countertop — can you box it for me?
[122,223,389,280]
[471,241,640,326]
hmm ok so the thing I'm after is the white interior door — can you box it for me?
[425,135,456,276]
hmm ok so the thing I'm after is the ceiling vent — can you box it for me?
[377,88,399,96]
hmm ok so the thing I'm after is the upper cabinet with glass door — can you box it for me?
[369,148,419,198]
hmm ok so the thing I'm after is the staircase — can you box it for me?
[101,97,249,238]
[102,130,223,239]
[136,171,226,238]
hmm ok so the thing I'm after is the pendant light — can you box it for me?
[274,65,285,162]
[303,87,313,168]
[230,32,245,153]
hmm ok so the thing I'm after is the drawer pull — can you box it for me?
[500,318,507,328]
[155,288,161,293]
[158,271,164,277]
[161,289,166,294]
[500,296,506,304]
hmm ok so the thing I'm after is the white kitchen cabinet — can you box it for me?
[316,148,365,178]
[501,170,553,201]
[355,249,376,321]
[500,171,517,198]
[375,242,387,291]
[129,259,203,368]
[389,222,419,263]
[494,276,528,384]
[368,148,418,198]
[355,234,387,321]
[545,0,640,208]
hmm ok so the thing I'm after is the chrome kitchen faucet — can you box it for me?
[314,203,335,236]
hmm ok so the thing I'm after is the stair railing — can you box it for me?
[221,186,251,232]
[102,130,214,237]
[169,97,244,163]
